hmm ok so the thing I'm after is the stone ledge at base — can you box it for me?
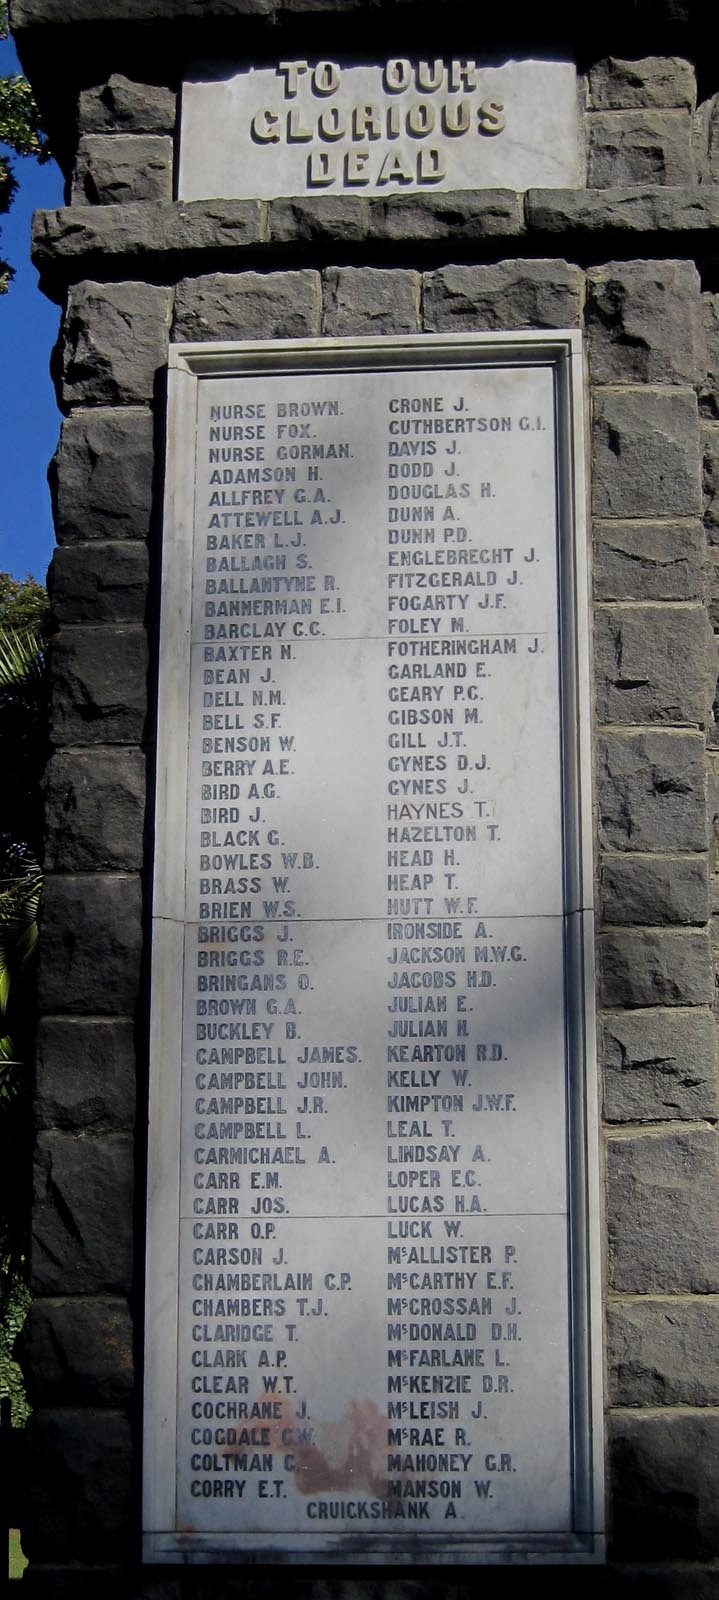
[30,187,719,281]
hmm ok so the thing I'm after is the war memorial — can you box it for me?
[8,0,719,1591]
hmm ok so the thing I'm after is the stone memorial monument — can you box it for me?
[8,0,719,1592]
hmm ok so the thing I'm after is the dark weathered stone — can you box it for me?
[600,853,709,926]
[11,0,292,19]
[323,267,419,335]
[38,874,142,1015]
[600,928,713,1008]
[593,519,704,601]
[526,186,719,234]
[602,1005,717,1122]
[51,408,154,545]
[608,1298,719,1405]
[586,260,703,386]
[58,281,172,407]
[48,542,149,623]
[703,422,719,538]
[706,550,719,633]
[610,1411,719,1559]
[19,1297,134,1406]
[269,195,369,244]
[78,75,177,135]
[700,295,719,419]
[8,1568,130,1600]
[368,190,523,242]
[35,1017,136,1130]
[597,731,707,852]
[607,1127,719,1292]
[423,259,582,332]
[587,111,694,187]
[73,133,173,205]
[594,604,714,726]
[33,201,265,274]
[22,1410,132,1562]
[592,389,701,519]
[587,57,697,111]
[31,189,719,284]
[693,94,719,185]
[172,270,321,341]
[44,748,146,871]
[32,1131,134,1294]
[49,626,148,746]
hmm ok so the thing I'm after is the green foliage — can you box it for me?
[0,0,50,290]
[0,74,47,160]
[0,583,48,858]
[0,579,47,1336]
[0,571,49,633]
[0,1275,29,1423]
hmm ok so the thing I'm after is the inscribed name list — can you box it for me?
[173,357,578,1550]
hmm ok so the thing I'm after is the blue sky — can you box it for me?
[1,28,64,585]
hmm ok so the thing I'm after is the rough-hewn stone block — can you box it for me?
[703,422,719,537]
[602,1006,717,1122]
[593,519,704,601]
[586,261,703,386]
[369,190,523,242]
[32,1131,134,1294]
[597,731,707,852]
[587,111,694,187]
[48,542,149,623]
[526,187,719,236]
[423,260,583,332]
[44,748,146,871]
[600,928,713,1008]
[705,550,719,633]
[78,75,177,135]
[49,626,148,746]
[172,270,321,341]
[22,1410,132,1562]
[600,853,709,926]
[592,389,701,518]
[323,267,419,335]
[33,200,264,272]
[607,1127,719,1292]
[38,874,142,1016]
[700,294,719,420]
[610,1411,719,1559]
[693,94,719,185]
[19,1297,134,1406]
[50,408,154,545]
[587,58,697,111]
[594,604,714,726]
[608,1298,719,1405]
[58,281,171,407]
[35,1017,136,1130]
[269,195,369,244]
[4,1566,131,1599]
[73,134,173,205]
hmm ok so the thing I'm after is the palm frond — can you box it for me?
[0,626,44,693]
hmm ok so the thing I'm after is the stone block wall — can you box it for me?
[8,1,719,1593]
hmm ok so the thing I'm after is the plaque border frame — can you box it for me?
[143,331,604,1566]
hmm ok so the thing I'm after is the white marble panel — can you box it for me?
[145,336,602,1564]
[195,365,560,645]
[175,1213,571,1539]
[180,914,569,1219]
[179,60,581,201]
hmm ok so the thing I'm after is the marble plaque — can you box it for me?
[143,334,603,1565]
[179,59,582,201]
